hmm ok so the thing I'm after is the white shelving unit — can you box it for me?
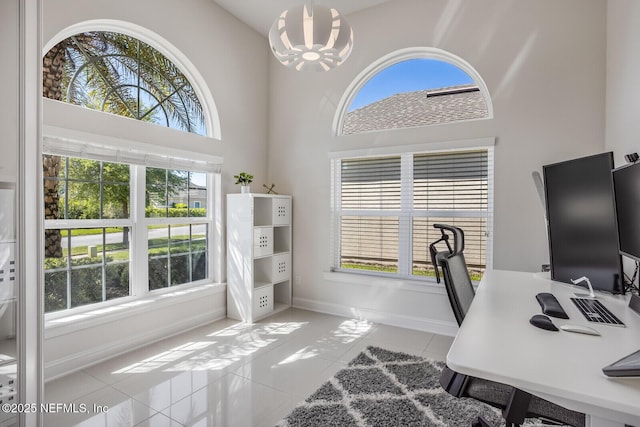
[227,194,292,323]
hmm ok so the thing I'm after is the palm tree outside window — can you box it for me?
[42,31,212,313]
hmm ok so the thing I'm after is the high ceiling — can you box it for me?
[212,0,392,37]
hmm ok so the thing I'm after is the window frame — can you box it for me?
[44,20,221,140]
[332,47,493,136]
[142,168,212,292]
[43,140,223,321]
[329,139,494,282]
[43,157,135,313]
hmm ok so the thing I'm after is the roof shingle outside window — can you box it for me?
[342,84,488,135]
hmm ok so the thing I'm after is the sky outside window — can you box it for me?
[348,58,474,112]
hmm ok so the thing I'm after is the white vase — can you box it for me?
[241,185,250,194]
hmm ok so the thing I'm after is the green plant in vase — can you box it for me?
[234,172,254,193]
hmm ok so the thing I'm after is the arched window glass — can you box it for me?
[331,49,494,281]
[337,51,492,135]
[41,28,221,315]
[43,31,206,135]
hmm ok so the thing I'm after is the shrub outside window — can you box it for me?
[43,29,219,315]
[43,156,213,314]
[44,227,130,312]
[145,169,209,290]
[43,157,133,312]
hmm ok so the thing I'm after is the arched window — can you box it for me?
[42,28,222,315]
[334,48,493,135]
[43,31,207,135]
[330,48,494,281]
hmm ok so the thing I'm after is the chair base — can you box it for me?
[440,365,531,426]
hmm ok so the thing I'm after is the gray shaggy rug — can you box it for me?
[276,346,554,427]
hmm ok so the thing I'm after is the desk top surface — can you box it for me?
[446,269,640,424]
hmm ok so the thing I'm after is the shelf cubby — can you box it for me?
[253,197,273,227]
[253,257,272,287]
[274,280,291,307]
[273,226,291,254]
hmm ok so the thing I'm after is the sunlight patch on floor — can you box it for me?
[277,346,319,366]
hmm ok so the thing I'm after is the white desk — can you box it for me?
[446,269,640,427]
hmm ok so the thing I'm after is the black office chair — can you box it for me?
[430,224,585,427]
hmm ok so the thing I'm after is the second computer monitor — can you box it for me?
[543,152,622,294]
[612,161,640,262]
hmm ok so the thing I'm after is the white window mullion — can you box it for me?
[142,217,206,226]
[210,172,222,283]
[101,229,107,302]
[330,159,342,270]
[44,219,133,229]
[66,236,72,309]
[398,153,413,276]
[132,165,148,297]
[411,210,488,219]
[339,210,401,217]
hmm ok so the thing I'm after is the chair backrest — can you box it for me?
[430,224,476,326]
[430,224,466,283]
[440,252,476,326]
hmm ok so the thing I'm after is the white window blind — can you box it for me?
[341,156,401,210]
[413,151,488,211]
[43,136,223,173]
[412,150,489,278]
[333,146,493,280]
[340,156,401,272]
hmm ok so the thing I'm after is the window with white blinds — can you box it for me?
[332,147,492,281]
[340,156,401,272]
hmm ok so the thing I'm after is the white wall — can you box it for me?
[45,286,226,379]
[605,0,640,281]
[0,0,18,181]
[268,0,608,332]
[42,0,270,378]
[17,0,618,376]
[43,0,270,196]
[606,0,640,165]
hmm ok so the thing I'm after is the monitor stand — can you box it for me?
[571,276,595,298]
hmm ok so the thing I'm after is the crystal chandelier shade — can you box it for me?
[268,3,353,72]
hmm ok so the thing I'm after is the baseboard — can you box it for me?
[45,307,226,381]
[292,297,458,337]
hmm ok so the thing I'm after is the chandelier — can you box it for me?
[268,3,353,72]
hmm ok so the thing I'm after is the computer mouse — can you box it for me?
[529,314,559,331]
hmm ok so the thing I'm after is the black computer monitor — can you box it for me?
[611,161,640,316]
[612,161,640,262]
[543,152,622,294]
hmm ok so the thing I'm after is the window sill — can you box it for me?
[44,282,226,339]
[323,271,447,295]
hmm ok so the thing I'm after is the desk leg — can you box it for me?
[587,415,625,427]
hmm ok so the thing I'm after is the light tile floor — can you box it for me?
[44,308,454,427]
